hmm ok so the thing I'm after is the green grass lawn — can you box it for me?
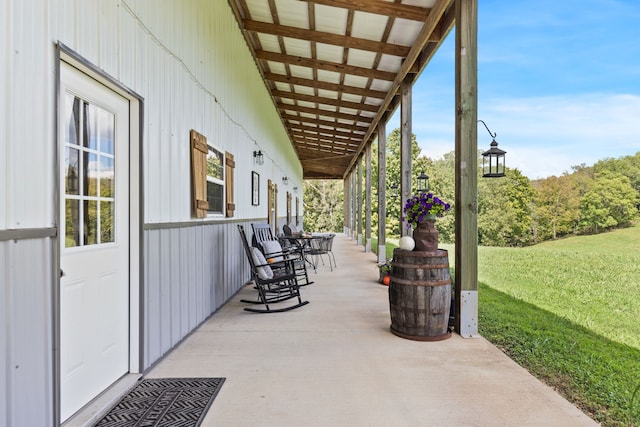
[374,226,640,426]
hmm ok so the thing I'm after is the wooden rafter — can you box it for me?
[300,0,431,21]
[228,0,456,179]
[255,51,397,81]
[244,20,411,57]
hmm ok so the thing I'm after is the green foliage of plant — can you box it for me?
[306,127,638,247]
[579,171,639,233]
[303,179,343,232]
[403,192,451,228]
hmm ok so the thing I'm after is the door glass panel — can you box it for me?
[100,156,115,197]
[65,95,80,146]
[65,147,80,195]
[100,108,115,155]
[65,94,117,248]
[84,200,98,245]
[83,103,98,150]
[84,152,98,197]
[65,199,80,248]
[101,201,114,243]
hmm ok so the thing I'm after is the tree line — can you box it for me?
[303,128,639,247]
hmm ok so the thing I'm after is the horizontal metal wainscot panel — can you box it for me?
[0,238,54,427]
[142,220,251,369]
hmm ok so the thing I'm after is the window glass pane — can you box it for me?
[65,147,80,195]
[65,94,80,146]
[206,149,223,181]
[83,103,98,150]
[100,201,114,243]
[84,200,98,245]
[99,108,115,155]
[207,181,223,213]
[65,199,80,248]
[100,156,115,197]
[84,152,98,197]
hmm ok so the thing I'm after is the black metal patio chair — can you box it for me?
[237,225,309,313]
[307,233,336,271]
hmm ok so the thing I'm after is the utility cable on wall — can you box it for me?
[120,0,292,180]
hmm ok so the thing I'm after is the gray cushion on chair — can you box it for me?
[251,247,273,280]
[260,240,284,262]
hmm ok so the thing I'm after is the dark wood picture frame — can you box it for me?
[251,171,260,206]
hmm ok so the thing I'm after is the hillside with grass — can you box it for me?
[476,224,640,426]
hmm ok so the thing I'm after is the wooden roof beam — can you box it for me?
[245,20,411,57]
[256,50,396,81]
[264,72,386,99]
[286,122,364,141]
[273,90,379,113]
[290,131,361,148]
[344,0,455,176]
[277,103,374,123]
[282,113,369,133]
[302,0,430,22]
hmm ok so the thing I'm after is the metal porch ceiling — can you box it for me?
[228,0,455,179]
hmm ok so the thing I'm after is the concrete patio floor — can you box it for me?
[147,234,598,426]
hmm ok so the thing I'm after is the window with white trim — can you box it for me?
[206,145,224,215]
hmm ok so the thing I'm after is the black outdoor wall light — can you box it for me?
[253,150,264,165]
[478,120,507,178]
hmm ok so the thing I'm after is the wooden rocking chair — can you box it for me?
[238,225,309,313]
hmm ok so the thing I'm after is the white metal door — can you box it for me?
[59,62,130,421]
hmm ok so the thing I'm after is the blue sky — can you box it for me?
[390,0,640,179]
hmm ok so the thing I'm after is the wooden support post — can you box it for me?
[343,177,350,236]
[351,170,357,241]
[455,0,479,338]
[377,123,387,264]
[365,144,372,253]
[356,157,363,246]
[400,81,412,236]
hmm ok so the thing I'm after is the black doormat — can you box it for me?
[93,377,225,427]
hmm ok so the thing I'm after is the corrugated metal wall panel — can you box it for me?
[1,0,54,230]
[0,239,54,427]
[142,221,250,369]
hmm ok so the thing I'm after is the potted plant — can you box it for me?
[403,192,451,251]
[378,259,392,285]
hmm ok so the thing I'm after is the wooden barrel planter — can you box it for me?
[389,248,452,341]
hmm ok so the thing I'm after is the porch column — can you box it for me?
[364,144,372,252]
[343,176,350,237]
[455,0,479,338]
[400,81,412,236]
[351,170,357,241]
[356,156,363,246]
[377,123,387,264]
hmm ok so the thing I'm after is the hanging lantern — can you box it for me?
[481,139,506,178]
[478,120,507,178]
[417,170,430,193]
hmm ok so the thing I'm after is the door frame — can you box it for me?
[54,43,144,425]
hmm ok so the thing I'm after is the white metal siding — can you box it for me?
[0,238,54,427]
[2,0,303,424]
[143,221,249,368]
[1,0,55,230]
[0,0,303,231]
